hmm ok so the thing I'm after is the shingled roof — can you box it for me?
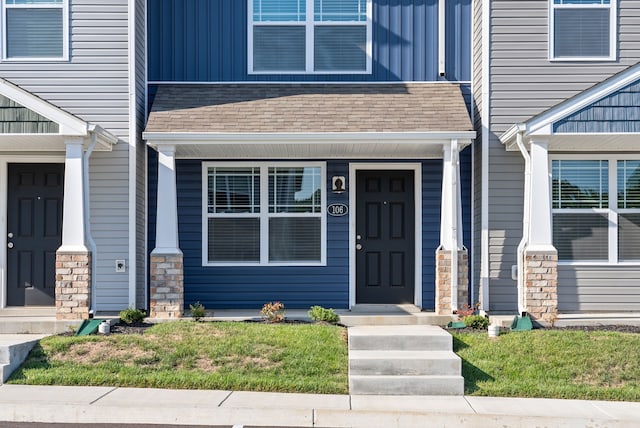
[145,83,472,134]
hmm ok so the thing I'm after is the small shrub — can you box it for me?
[462,314,490,330]
[189,301,206,321]
[456,303,479,318]
[119,307,146,324]
[261,301,286,323]
[308,306,339,324]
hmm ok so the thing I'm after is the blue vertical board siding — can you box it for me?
[554,80,640,133]
[147,157,475,309]
[148,0,470,82]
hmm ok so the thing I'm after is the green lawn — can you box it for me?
[9,321,348,394]
[453,330,640,401]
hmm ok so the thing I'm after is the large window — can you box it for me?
[550,0,616,61]
[248,0,371,73]
[2,0,68,60]
[203,162,326,266]
[552,158,640,263]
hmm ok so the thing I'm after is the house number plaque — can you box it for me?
[327,203,348,217]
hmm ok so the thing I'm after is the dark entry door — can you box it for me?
[7,163,64,306]
[356,170,415,304]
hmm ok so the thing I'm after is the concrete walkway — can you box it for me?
[0,384,639,427]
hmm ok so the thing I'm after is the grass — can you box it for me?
[9,321,348,394]
[453,329,640,401]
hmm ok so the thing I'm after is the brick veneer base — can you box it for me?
[150,252,184,318]
[55,251,91,320]
[435,249,469,315]
[524,249,558,324]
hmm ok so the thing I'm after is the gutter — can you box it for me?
[514,130,530,315]
[83,133,98,314]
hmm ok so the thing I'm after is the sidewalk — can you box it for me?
[0,384,639,427]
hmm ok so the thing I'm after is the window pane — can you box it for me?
[269,217,321,262]
[314,0,367,21]
[253,26,305,71]
[314,26,366,71]
[552,160,608,208]
[253,0,305,21]
[553,213,608,261]
[6,8,63,58]
[619,214,640,261]
[269,167,321,213]
[209,167,259,214]
[554,8,610,57]
[617,160,640,209]
[208,218,260,262]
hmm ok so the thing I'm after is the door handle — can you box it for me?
[7,242,14,249]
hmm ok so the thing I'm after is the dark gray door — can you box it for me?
[356,170,415,304]
[7,163,63,306]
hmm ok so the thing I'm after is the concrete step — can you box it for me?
[0,335,46,384]
[349,350,461,376]
[0,319,80,334]
[349,375,464,395]
[348,325,452,351]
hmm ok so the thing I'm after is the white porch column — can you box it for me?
[56,138,91,320]
[150,145,183,318]
[528,140,554,250]
[524,139,558,324]
[153,145,180,253]
[59,139,87,252]
[436,140,468,314]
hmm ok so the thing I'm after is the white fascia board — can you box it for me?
[87,124,119,149]
[144,131,476,146]
[499,123,526,148]
[521,64,640,137]
[0,78,88,136]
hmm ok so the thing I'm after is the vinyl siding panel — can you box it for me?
[558,266,640,312]
[0,0,132,311]
[148,0,471,82]
[485,0,640,312]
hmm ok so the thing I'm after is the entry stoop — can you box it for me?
[348,325,464,395]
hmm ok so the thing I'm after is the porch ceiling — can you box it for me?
[143,83,475,158]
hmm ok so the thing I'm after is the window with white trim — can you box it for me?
[552,158,640,263]
[550,0,616,61]
[2,0,68,60]
[248,0,371,73]
[204,163,326,265]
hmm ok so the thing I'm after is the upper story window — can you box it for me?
[550,0,616,61]
[2,0,68,61]
[248,0,371,74]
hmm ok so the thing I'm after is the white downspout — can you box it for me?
[83,133,98,314]
[515,131,530,316]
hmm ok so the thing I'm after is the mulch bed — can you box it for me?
[110,321,154,335]
[448,325,640,334]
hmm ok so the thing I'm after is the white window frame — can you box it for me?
[551,154,640,266]
[202,161,327,267]
[549,0,616,62]
[247,0,372,74]
[1,0,69,62]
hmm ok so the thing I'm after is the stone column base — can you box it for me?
[150,252,184,318]
[435,248,469,315]
[524,249,558,324]
[55,251,91,320]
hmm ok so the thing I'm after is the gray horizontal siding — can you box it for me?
[0,0,133,311]
[483,0,640,312]
[558,266,640,312]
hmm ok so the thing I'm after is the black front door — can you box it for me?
[7,163,64,306]
[355,170,415,304]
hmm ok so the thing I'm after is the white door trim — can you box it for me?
[0,155,65,308]
[348,163,423,308]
